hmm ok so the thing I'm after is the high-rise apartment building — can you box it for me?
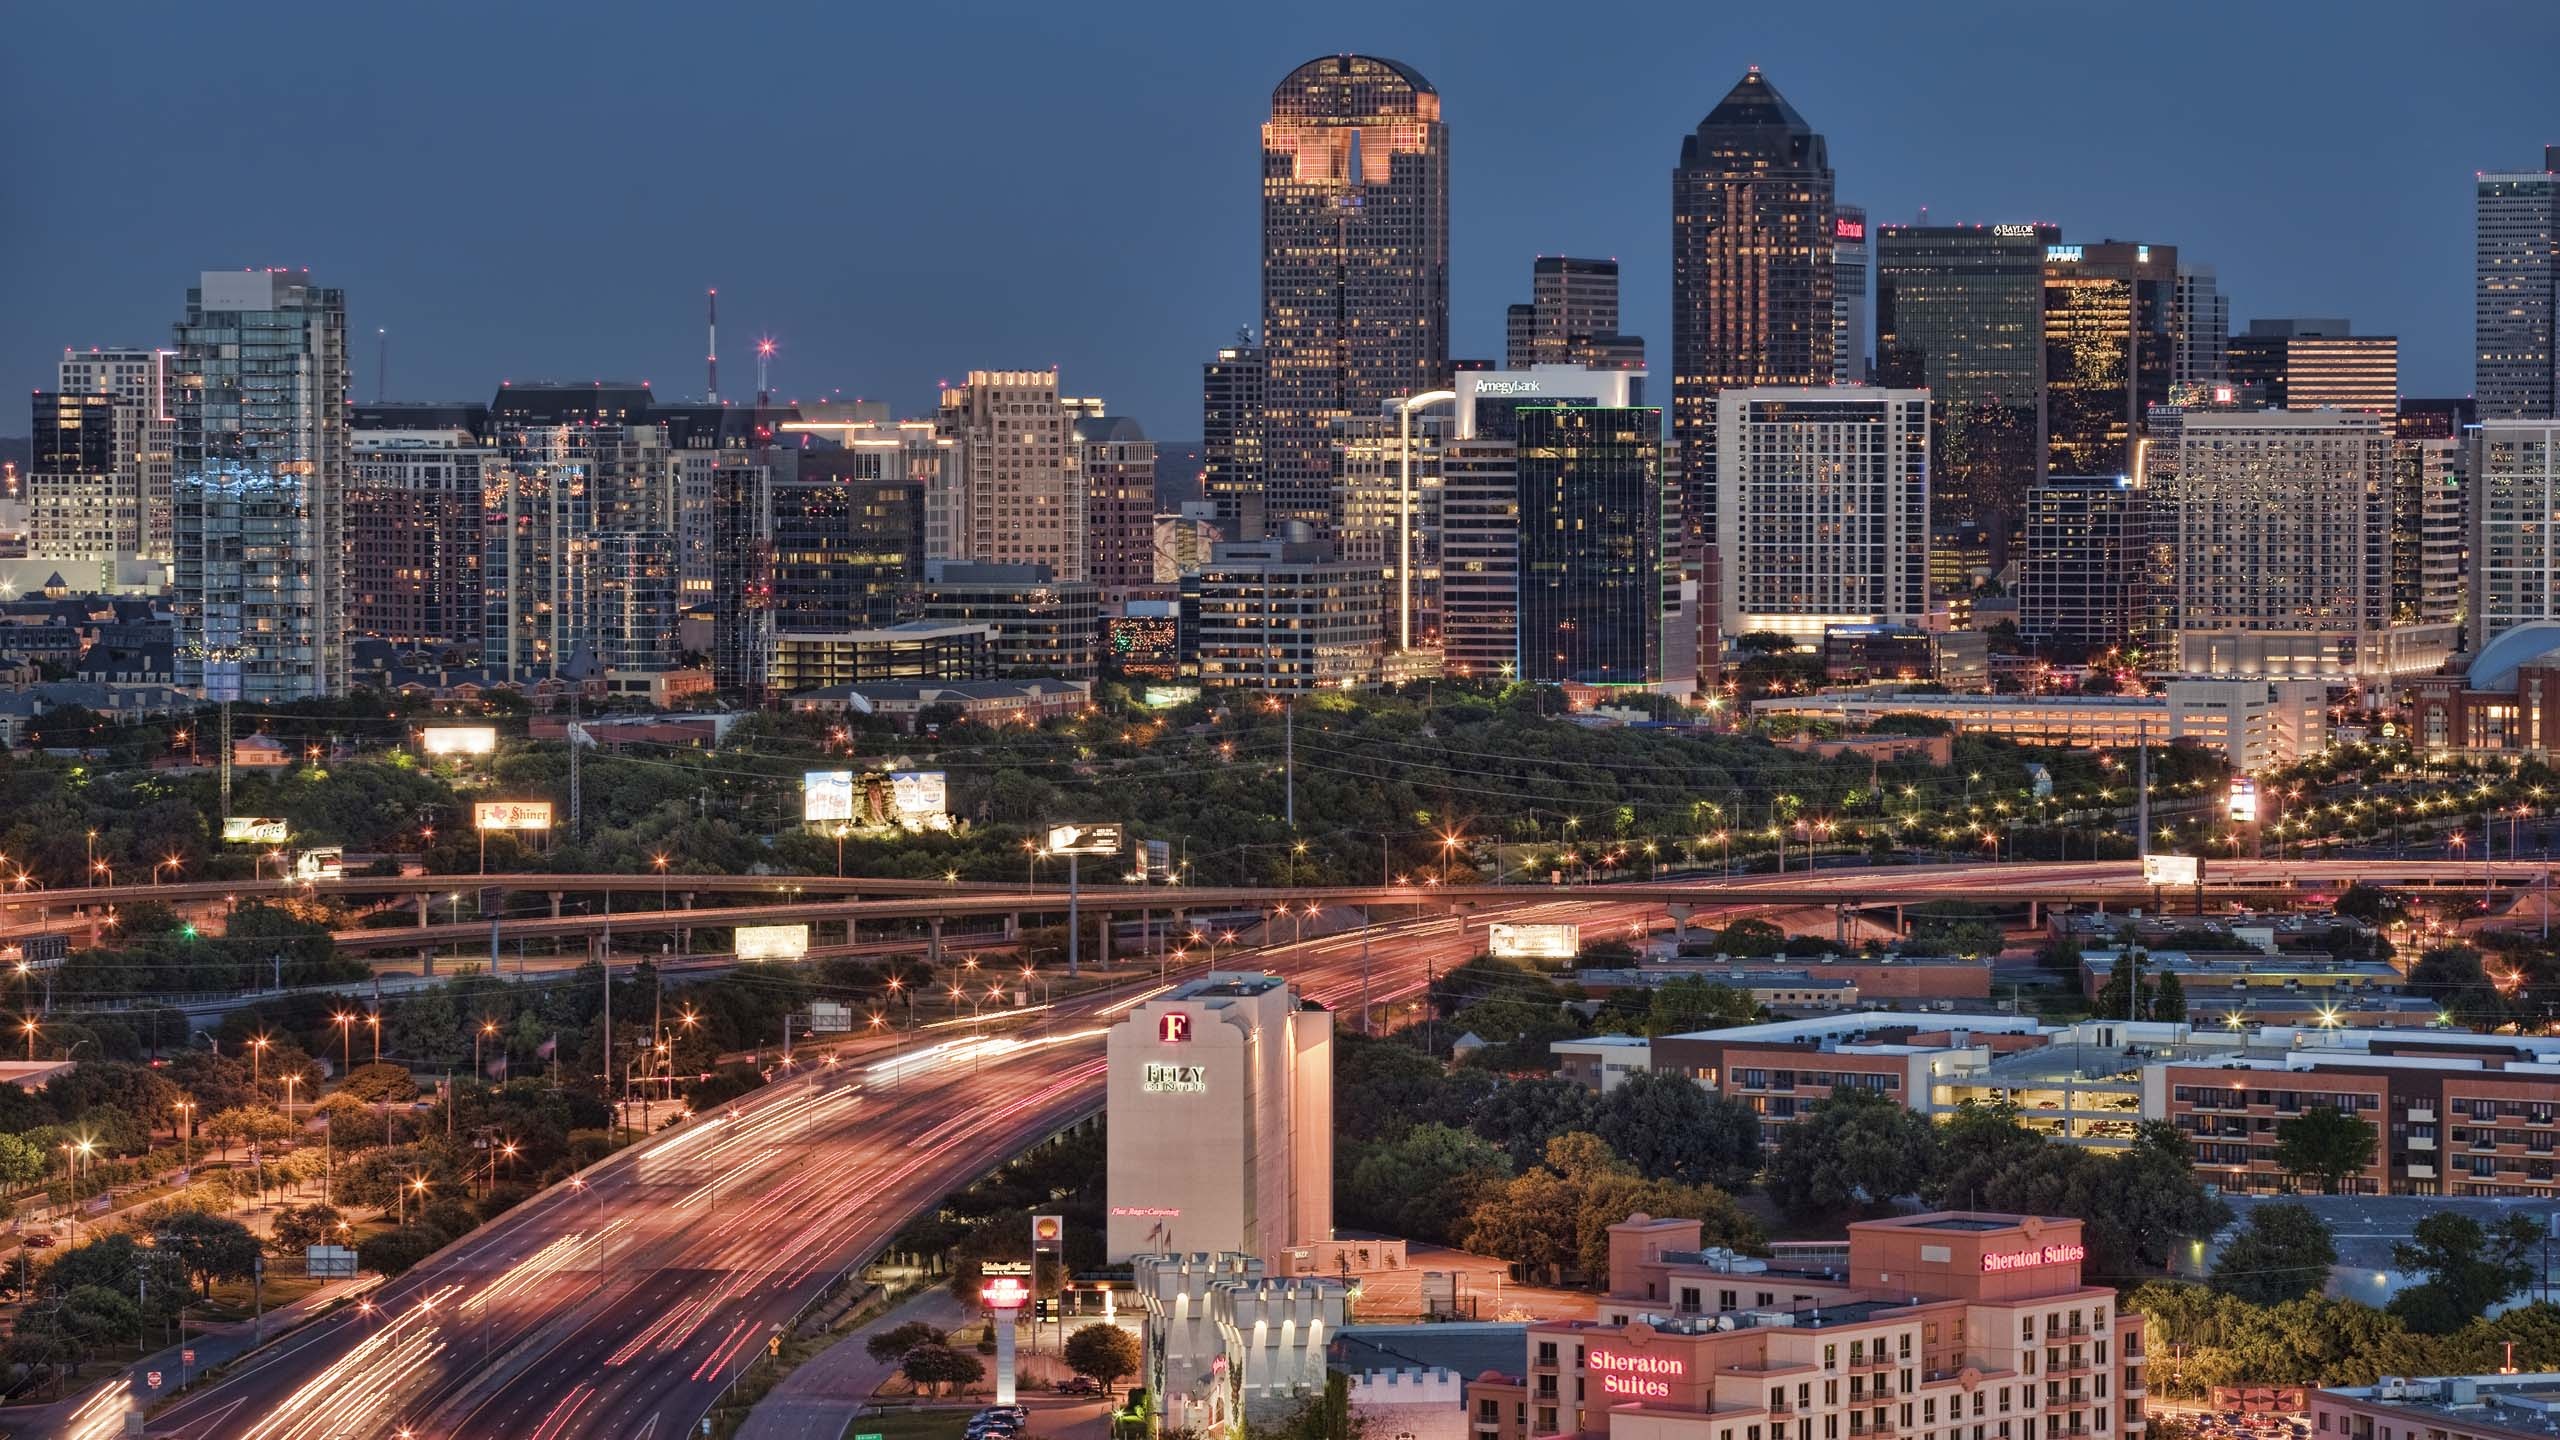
[480,383,679,682]
[2228,319,2399,414]
[1077,414,1159,601]
[347,427,490,650]
[2044,240,2178,480]
[2166,410,2454,679]
[1831,207,1871,385]
[2476,147,2560,418]
[1671,69,1835,544]
[1715,388,1929,640]
[1261,55,1449,538]
[1876,223,2055,551]
[1517,406,1676,687]
[54,347,175,559]
[28,392,146,569]
[1201,341,1266,542]
[2390,438,2466,645]
[172,270,350,701]
[2173,264,2229,388]
[2015,476,2170,655]
[936,370,1085,579]
[1505,258,1645,371]
[766,448,924,634]
[2472,420,2560,647]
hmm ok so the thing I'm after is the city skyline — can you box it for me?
[6,1,2555,438]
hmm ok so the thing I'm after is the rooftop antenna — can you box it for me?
[706,289,720,404]
[756,336,777,407]
[375,327,387,403]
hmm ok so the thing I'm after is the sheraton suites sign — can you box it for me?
[1980,1241,2085,1273]
[1589,1348,1685,1400]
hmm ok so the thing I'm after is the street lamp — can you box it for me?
[173,1098,195,1170]
[1389,389,1456,652]
[367,1010,382,1063]
[653,853,671,910]
[17,1016,32,1062]
[332,1010,355,1071]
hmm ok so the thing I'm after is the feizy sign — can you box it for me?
[1588,1349,1684,1400]
[1143,1062,1206,1093]
[1159,1013,1192,1044]
[1980,1242,2086,1273]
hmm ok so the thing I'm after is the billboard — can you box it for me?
[889,771,947,826]
[807,1001,853,1034]
[803,770,856,824]
[735,923,811,962]
[294,847,344,882]
[221,816,290,845]
[2142,853,2200,887]
[2227,777,2259,823]
[1489,922,1581,962]
[1044,822,1123,857]
[420,726,499,757]
[1141,839,1172,882]
[474,801,553,832]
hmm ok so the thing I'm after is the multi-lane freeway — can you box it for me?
[98,899,1633,1440]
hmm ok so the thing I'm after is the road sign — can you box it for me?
[858,1432,886,1440]
[147,1371,162,1390]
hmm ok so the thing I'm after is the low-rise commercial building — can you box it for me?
[2076,949,2406,1008]
[768,621,997,694]
[911,561,1101,679]
[1755,679,2328,769]
[1131,1251,1347,1436]
[2314,1374,2560,1440]
[787,676,1089,730]
[1469,1210,2143,1440]
[1821,626,1989,692]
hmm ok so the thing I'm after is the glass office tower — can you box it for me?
[1516,406,1673,686]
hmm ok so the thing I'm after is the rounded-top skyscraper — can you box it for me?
[1260,54,1449,541]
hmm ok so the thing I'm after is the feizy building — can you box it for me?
[1715,389,1930,641]
[1106,973,1332,1267]
[1261,55,1449,539]
[172,270,350,701]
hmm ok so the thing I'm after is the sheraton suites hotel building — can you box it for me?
[1469,1211,2144,1440]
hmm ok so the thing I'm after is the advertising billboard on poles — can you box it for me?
[420,726,499,757]
[735,923,811,961]
[473,801,553,832]
[889,771,947,825]
[2142,853,2200,887]
[1044,822,1123,856]
[2227,777,2259,823]
[1489,923,1581,962]
[220,816,290,845]
[803,771,856,824]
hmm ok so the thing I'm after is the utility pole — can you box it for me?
[218,699,233,821]
[2135,722,2151,860]
[567,693,583,843]
[1284,698,1295,830]
[1067,854,1081,978]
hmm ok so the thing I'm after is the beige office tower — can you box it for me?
[1336,407,1447,651]
[935,370,1086,580]
[1261,55,1449,538]
[53,347,176,561]
[2167,409,2456,679]
[1106,974,1332,1267]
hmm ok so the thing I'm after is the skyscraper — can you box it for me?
[2476,147,2560,419]
[1671,68,1835,541]
[766,448,924,634]
[1517,405,1676,686]
[54,347,175,560]
[1831,207,1871,385]
[28,392,145,567]
[2173,264,2229,389]
[347,426,490,650]
[1715,389,1930,640]
[1201,341,1266,542]
[1875,223,2054,551]
[2016,476,2170,655]
[1505,258,1644,371]
[2166,410,2454,679]
[479,383,677,682]
[2228,319,2399,414]
[2471,420,2560,646]
[2044,240,2178,479]
[1077,413,1160,601]
[172,270,350,701]
[936,370,1086,579]
[1261,55,1449,538]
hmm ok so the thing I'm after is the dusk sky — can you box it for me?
[7,0,2556,437]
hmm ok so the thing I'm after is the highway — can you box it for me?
[118,899,1632,1440]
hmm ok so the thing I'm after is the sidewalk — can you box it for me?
[0,1274,376,1440]
[740,1287,969,1440]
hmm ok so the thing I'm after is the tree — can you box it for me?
[338,1063,418,1103]
[2334,882,2404,927]
[1928,1101,2049,1207]
[1589,1069,1762,1191]
[0,1132,47,1192]
[58,1284,142,1351]
[356,1226,444,1278]
[1471,1079,1598,1170]
[2151,971,2188,1022]
[866,1320,950,1363]
[2211,1203,2337,1305]
[1063,1322,1141,1395]
[153,1209,261,1297]
[202,1105,295,1161]
[901,1343,985,1395]
[1764,1089,1937,1219]
[1714,918,1787,958]
[2273,1108,2378,1195]
[1462,1133,1756,1285]
[2391,1212,2544,1333]
[1341,1123,1511,1244]
[1641,978,1760,1037]
[269,1204,346,1255]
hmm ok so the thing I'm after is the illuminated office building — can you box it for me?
[1078,414,1159,601]
[1517,406,1676,687]
[28,392,145,567]
[1715,388,1930,641]
[1201,341,1266,541]
[2476,147,2560,418]
[347,427,490,650]
[767,448,925,634]
[54,347,175,560]
[2044,240,2178,480]
[2228,319,2398,415]
[1670,68,1834,542]
[936,370,1085,579]
[172,269,350,701]
[1876,223,2055,552]
[1831,206,1871,384]
[1261,55,1449,538]
[1506,257,1645,371]
[2174,264,2229,388]
[2016,477,2170,654]
[2472,420,2560,647]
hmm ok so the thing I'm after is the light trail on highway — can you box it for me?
[136,898,1629,1440]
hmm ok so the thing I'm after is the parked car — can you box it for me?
[1057,1376,1101,1396]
